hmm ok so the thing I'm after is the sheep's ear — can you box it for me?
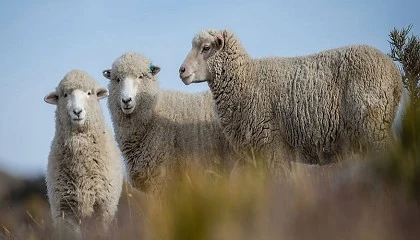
[102,69,112,80]
[44,91,59,105]
[215,32,225,50]
[150,64,160,76]
[96,87,109,100]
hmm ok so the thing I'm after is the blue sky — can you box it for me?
[0,0,418,177]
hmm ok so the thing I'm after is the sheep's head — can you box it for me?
[44,70,108,128]
[103,52,160,115]
[179,29,226,85]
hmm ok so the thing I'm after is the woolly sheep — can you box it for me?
[102,52,236,193]
[179,29,403,170]
[44,70,123,238]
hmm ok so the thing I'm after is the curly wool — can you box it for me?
[197,29,402,167]
[46,70,123,237]
[107,52,236,193]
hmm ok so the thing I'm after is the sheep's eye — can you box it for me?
[202,45,211,52]
[64,93,68,97]
[87,90,92,95]
[116,78,120,83]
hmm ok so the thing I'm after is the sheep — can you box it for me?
[102,52,237,193]
[44,70,123,239]
[178,29,403,171]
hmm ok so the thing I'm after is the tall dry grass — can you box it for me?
[1,148,419,240]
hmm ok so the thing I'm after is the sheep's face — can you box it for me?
[103,57,160,115]
[118,77,137,114]
[179,30,224,85]
[45,87,108,127]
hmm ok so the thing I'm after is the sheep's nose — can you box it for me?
[73,108,82,116]
[122,97,132,104]
[179,66,186,74]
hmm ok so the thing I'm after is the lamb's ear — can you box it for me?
[96,87,109,100]
[150,64,161,76]
[102,69,112,80]
[44,91,59,105]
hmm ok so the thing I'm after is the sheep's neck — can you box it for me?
[115,107,154,133]
[54,112,107,160]
[208,37,254,100]
[208,41,266,150]
[111,103,155,157]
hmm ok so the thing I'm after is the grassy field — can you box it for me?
[0,151,419,240]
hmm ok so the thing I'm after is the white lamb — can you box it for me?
[44,70,123,239]
[103,52,236,193]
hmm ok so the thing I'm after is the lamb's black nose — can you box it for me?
[179,66,186,74]
[73,108,82,116]
[122,97,132,104]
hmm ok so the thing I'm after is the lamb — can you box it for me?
[44,70,123,239]
[179,29,403,170]
[102,52,236,193]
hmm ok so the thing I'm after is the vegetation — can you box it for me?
[375,25,420,200]
[389,24,420,104]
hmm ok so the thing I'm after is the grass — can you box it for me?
[1,156,419,240]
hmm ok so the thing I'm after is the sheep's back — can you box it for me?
[254,45,401,163]
[156,90,232,168]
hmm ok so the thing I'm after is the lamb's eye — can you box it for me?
[116,78,120,83]
[138,75,143,79]
[87,90,92,95]
[64,93,68,97]
[202,45,211,52]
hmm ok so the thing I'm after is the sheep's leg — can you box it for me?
[241,143,294,178]
[80,202,116,239]
[270,149,295,178]
[367,106,393,148]
[349,104,393,153]
[129,161,168,194]
[96,210,114,238]
[52,214,82,240]
[50,198,84,240]
[345,85,394,154]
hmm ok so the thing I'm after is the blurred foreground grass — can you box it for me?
[1,148,420,240]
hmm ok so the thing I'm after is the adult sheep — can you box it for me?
[102,52,236,193]
[44,70,123,239]
[179,29,402,170]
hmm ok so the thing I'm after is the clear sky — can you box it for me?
[0,0,418,177]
